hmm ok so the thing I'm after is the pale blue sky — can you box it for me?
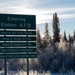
[0,0,75,37]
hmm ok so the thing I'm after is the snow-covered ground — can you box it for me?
[0,70,75,75]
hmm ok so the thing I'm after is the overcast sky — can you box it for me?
[0,0,75,36]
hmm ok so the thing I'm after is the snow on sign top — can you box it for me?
[0,14,36,29]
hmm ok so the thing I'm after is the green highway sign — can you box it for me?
[0,14,36,29]
[0,37,36,41]
[0,42,36,47]
[0,31,36,35]
[0,14,36,58]
[0,48,36,53]
[0,53,37,58]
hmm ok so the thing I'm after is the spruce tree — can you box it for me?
[52,13,60,43]
[42,23,50,48]
[64,31,67,42]
[74,30,75,41]
[36,28,41,48]
[68,34,71,46]
[44,22,50,43]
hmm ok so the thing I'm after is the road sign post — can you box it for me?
[4,29,7,75]
[26,29,29,75]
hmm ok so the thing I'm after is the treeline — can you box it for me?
[35,13,75,73]
[37,13,75,44]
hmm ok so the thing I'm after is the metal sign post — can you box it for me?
[4,58,7,75]
[4,29,7,75]
[27,58,29,75]
[26,29,29,75]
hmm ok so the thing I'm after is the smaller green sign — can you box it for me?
[0,37,36,41]
[0,48,36,53]
[0,53,37,58]
[0,31,36,35]
[0,14,36,29]
[0,42,36,47]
